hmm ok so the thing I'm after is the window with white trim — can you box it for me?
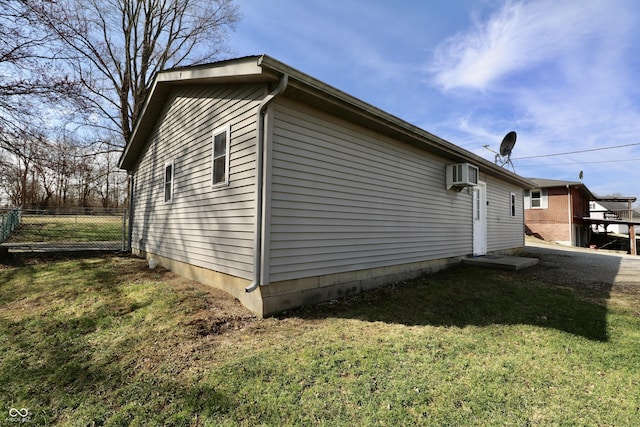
[524,188,548,209]
[510,192,517,217]
[212,126,230,187]
[164,160,174,203]
[531,190,542,208]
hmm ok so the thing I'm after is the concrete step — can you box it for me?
[462,255,539,271]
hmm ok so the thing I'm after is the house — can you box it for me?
[524,178,595,247]
[589,197,639,235]
[119,55,532,316]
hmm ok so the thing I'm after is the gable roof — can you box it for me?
[119,54,532,188]
[527,177,597,200]
[527,178,582,188]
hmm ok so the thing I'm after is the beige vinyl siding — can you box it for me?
[266,99,473,283]
[131,83,265,279]
[485,174,525,252]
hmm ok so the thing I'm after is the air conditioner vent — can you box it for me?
[446,163,479,190]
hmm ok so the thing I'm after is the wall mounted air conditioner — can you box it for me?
[446,163,479,191]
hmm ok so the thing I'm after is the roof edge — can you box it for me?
[119,56,273,170]
[595,196,637,202]
[257,55,532,189]
[527,177,597,200]
[120,54,533,188]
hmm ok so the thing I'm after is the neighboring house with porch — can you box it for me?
[119,55,532,316]
[589,197,639,235]
[524,178,595,247]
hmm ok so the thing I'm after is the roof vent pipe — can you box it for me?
[246,73,289,293]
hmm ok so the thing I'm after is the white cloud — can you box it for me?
[429,0,624,91]
[230,0,640,197]
[424,0,640,196]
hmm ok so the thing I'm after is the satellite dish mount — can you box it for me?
[494,131,517,172]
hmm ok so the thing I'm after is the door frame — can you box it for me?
[472,181,487,256]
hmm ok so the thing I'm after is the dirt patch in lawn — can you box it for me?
[117,259,261,337]
[1,251,259,334]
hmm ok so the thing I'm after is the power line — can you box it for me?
[512,142,640,160]
[516,158,640,167]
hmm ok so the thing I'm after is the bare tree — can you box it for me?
[0,131,130,209]
[24,0,240,147]
[94,149,127,208]
[0,129,49,207]
[0,0,82,155]
[0,0,238,210]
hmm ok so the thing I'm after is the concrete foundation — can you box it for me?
[132,249,521,316]
[261,256,465,314]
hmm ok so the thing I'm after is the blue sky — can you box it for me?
[228,0,640,201]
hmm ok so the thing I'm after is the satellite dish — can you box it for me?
[483,130,518,173]
[487,131,517,173]
[499,131,517,157]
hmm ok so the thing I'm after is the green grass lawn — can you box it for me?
[0,255,639,426]
[7,215,123,243]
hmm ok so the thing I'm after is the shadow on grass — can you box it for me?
[0,254,231,424]
[293,246,617,342]
[1,311,230,424]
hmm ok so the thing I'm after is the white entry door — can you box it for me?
[472,181,487,256]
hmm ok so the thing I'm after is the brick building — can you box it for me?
[524,178,595,247]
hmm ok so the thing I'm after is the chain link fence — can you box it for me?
[0,208,127,253]
[1,208,21,241]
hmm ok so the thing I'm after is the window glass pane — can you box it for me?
[214,133,226,157]
[164,183,171,202]
[530,189,541,208]
[212,129,228,186]
[164,163,172,202]
[213,156,226,184]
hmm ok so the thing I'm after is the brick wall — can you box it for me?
[525,185,591,244]
[571,186,591,220]
[525,187,570,241]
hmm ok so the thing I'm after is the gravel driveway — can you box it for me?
[523,238,640,292]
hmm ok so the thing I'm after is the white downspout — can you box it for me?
[126,173,134,252]
[246,74,289,293]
